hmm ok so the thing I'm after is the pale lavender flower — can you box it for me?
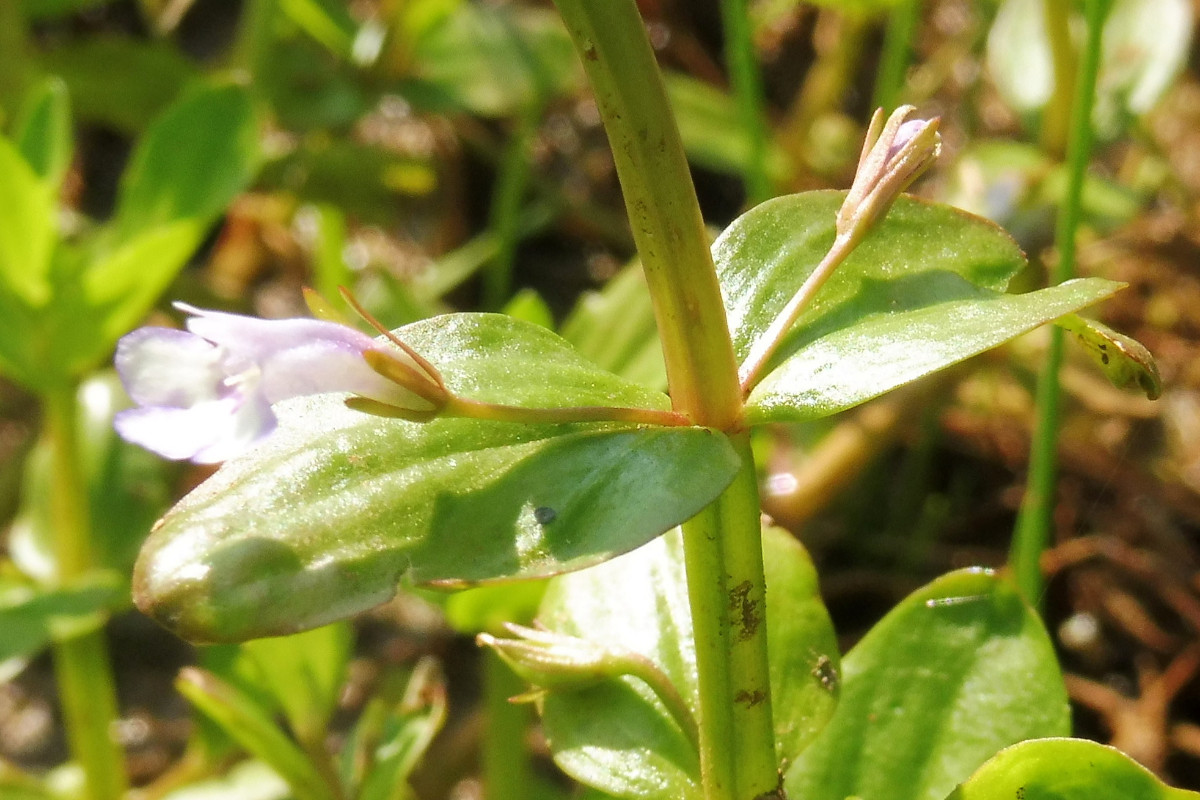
[114,303,445,463]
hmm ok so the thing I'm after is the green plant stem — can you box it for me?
[550,4,776,799]
[483,650,536,800]
[1039,0,1076,157]
[44,385,127,800]
[232,0,276,75]
[680,434,777,800]
[872,0,921,111]
[1011,0,1109,606]
[445,396,689,427]
[719,0,772,204]
[550,0,742,431]
[483,110,538,310]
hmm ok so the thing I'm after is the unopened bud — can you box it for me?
[837,106,942,244]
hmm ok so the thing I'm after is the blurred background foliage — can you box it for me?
[2,0,1200,798]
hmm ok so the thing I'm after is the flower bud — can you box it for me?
[837,106,942,245]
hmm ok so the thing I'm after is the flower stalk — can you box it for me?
[739,106,941,393]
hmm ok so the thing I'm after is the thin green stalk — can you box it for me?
[1011,0,1110,606]
[550,4,775,799]
[232,0,277,75]
[483,111,538,310]
[44,386,127,800]
[872,0,921,112]
[483,650,536,800]
[680,434,777,800]
[720,0,772,204]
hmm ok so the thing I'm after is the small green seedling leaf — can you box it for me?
[786,569,1070,800]
[176,668,338,800]
[13,77,74,190]
[945,738,1200,800]
[351,658,447,800]
[1057,313,1162,399]
[537,525,839,800]
[238,622,354,743]
[134,314,739,642]
[0,135,55,308]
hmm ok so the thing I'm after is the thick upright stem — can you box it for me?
[1039,0,1077,158]
[44,386,127,800]
[550,4,776,799]
[551,0,742,430]
[681,434,777,800]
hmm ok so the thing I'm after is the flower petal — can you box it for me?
[113,392,276,464]
[115,327,226,408]
[179,303,379,363]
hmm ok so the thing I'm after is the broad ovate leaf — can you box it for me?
[134,314,739,642]
[537,525,839,800]
[713,191,1122,424]
[945,738,1200,800]
[785,569,1070,800]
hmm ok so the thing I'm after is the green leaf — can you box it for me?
[1057,314,1162,399]
[443,580,547,635]
[537,525,839,800]
[503,288,554,329]
[785,569,1070,800]
[713,191,1122,423]
[408,4,580,116]
[0,134,55,308]
[235,623,354,743]
[37,36,198,133]
[134,314,739,642]
[351,659,447,800]
[945,738,1200,800]
[157,759,291,800]
[746,276,1122,424]
[278,0,357,58]
[176,668,338,800]
[0,572,124,682]
[560,261,666,389]
[195,626,351,763]
[717,192,1023,360]
[13,77,73,190]
[109,80,258,243]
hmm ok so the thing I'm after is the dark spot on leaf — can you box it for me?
[729,580,761,641]
[534,506,557,525]
[1101,352,1110,364]
[734,688,766,707]
[1016,787,1026,800]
